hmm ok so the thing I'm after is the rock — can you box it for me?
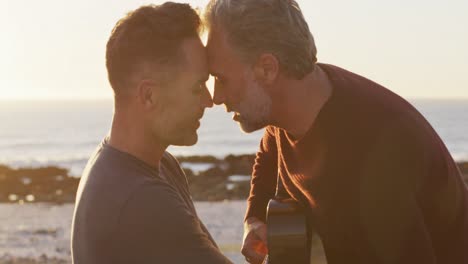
[0,165,79,204]
[1,157,466,204]
[224,154,255,176]
[176,155,220,163]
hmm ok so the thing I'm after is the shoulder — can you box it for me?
[162,151,183,171]
[161,151,189,185]
[358,116,443,198]
[365,117,431,168]
[318,63,385,92]
[375,114,439,157]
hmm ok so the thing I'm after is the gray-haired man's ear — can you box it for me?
[254,53,279,85]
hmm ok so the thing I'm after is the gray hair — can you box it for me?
[204,0,317,79]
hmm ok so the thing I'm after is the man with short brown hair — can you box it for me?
[71,3,232,264]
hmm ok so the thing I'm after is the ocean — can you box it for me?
[0,99,467,177]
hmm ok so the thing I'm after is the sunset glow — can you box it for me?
[1,0,467,100]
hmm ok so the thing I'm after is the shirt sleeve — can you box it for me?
[113,183,233,264]
[245,126,279,222]
[358,120,437,264]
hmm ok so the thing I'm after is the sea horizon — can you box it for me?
[1,98,468,177]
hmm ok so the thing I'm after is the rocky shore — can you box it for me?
[0,154,256,203]
[0,155,467,204]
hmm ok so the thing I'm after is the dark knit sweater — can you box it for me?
[246,64,468,264]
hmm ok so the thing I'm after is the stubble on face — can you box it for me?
[149,38,208,147]
[153,100,201,147]
[206,30,272,133]
[235,70,272,133]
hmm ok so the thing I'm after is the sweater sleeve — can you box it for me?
[113,184,232,264]
[245,126,279,222]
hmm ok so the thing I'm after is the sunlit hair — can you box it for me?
[106,3,201,96]
[204,0,317,80]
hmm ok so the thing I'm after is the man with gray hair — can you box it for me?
[204,0,468,263]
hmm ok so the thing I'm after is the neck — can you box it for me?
[108,106,166,168]
[272,65,333,139]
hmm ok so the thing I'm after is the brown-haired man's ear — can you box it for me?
[137,79,162,110]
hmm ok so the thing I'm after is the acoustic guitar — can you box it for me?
[262,198,310,264]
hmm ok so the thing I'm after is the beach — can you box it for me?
[0,201,245,263]
[0,200,332,264]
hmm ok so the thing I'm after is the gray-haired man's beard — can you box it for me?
[236,76,272,133]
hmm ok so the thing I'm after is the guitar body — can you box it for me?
[265,198,310,264]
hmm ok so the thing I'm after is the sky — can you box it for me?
[0,0,467,100]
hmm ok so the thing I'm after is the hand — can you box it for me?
[241,217,268,264]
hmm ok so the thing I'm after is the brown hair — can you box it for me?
[106,3,201,95]
[204,0,317,79]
